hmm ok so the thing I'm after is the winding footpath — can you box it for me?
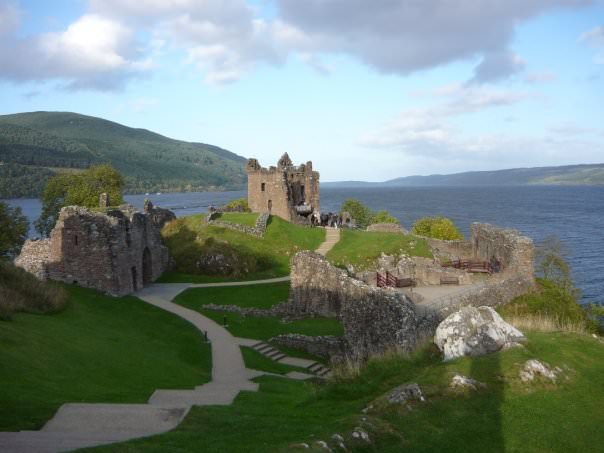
[0,229,340,453]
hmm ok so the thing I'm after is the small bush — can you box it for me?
[411,216,463,240]
[499,279,598,334]
[222,198,250,212]
[0,261,68,320]
[372,210,400,225]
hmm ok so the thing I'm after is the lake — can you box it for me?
[4,185,603,306]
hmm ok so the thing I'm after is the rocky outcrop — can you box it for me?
[434,306,526,361]
[450,374,487,391]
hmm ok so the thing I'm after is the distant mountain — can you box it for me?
[322,163,604,188]
[0,111,247,198]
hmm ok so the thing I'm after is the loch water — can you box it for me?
[5,185,603,306]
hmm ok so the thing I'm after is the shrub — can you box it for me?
[0,261,68,320]
[0,202,29,258]
[371,210,400,225]
[340,199,399,229]
[411,216,463,240]
[223,198,250,212]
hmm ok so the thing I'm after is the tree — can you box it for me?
[535,235,578,297]
[35,164,125,237]
[0,202,29,258]
[411,216,463,240]
[340,199,374,229]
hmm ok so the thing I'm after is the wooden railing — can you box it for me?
[377,271,416,288]
[441,259,493,275]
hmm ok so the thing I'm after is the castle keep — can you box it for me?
[15,200,175,296]
[246,153,320,223]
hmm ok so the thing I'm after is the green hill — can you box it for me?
[0,111,247,198]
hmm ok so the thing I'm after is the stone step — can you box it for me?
[255,343,273,353]
[265,349,282,359]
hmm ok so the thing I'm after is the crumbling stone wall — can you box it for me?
[471,223,534,278]
[287,252,418,357]
[366,223,408,234]
[207,213,270,238]
[15,203,174,297]
[270,334,347,360]
[246,153,320,223]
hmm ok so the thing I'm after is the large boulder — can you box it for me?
[434,306,526,361]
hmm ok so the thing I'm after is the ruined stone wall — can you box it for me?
[208,213,270,238]
[15,204,173,296]
[287,252,418,358]
[14,239,51,280]
[419,236,474,260]
[270,334,346,360]
[367,223,407,234]
[470,223,534,278]
[246,154,320,223]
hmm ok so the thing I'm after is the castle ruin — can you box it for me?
[246,153,320,223]
[15,199,175,297]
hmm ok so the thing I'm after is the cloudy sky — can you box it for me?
[1,0,603,181]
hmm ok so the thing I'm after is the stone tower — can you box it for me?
[246,153,320,223]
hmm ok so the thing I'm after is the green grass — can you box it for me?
[240,347,310,375]
[175,282,290,309]
[326,229,432,271]
[161,214,325,281]
[0,285,211,431]
[215,212,259,227]
[198,310,342,341]
[88,331,604,452]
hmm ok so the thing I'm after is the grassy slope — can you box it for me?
[89,331,604,452]
[216,212,259,227]
[0,286,211,431]
[240,347,309,375]
[0,111,246,197]
[326,229,432,271]
[176,282,290,309]
[160,214,325,282]
[175,302,344,341]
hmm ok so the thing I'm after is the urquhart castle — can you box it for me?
[246,152,320,223]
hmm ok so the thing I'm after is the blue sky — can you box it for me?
[0,0,603,181]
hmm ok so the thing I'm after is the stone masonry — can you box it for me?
[246,153,320,223]
[286,251,418,358]
[15,200,175,296]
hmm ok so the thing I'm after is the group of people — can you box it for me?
[310,212,345,228]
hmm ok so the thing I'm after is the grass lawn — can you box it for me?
[240,347,309,375]
[215,212,259,227]
[174,282,290,309]
[0,285,211,431]
[198,309,343,341]
[174,286,343,340]
[326,229,432,271]
[88,331,604,452]
[160,214,325,282]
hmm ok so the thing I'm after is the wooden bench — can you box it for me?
[440,276,460,285]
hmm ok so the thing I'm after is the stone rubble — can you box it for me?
[519,359,562,382]
[450,374,487,391]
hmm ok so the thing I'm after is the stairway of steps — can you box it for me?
[251,341,331,378]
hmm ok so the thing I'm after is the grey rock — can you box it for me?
[386,383,425,405]
[519,359,561,382]
[450,374,487,390]
[434,306,526,361]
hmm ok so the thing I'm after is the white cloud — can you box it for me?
[0,14,148,90]
[580,25,604,64]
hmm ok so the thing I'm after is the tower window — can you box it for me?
[261,183,266,192]
[74,235,78,246]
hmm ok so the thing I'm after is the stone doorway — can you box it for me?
[142,247,153,285]
[131,266,138,291]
